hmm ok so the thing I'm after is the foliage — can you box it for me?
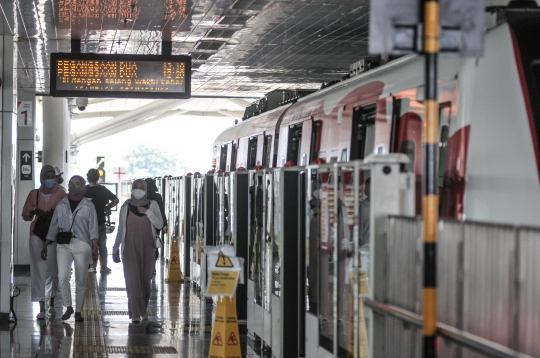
[123,145,185,179]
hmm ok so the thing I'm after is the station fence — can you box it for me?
[119,160,540,358]
[369,216,540,358]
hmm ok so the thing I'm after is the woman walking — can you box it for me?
[22,165,66,319]
[41,175,98,321]
[112,179,163,323]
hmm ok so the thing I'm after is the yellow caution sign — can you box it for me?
[207,270,239,296]
[166,239,184,283]
[209,296,242,358]
[216,251,234,267]
[347,271,369,358]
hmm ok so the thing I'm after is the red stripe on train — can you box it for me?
[509,27,540,184]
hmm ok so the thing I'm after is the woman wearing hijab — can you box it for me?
[112,179,163,323]
[41,175,99,322]
[22,165,66,319]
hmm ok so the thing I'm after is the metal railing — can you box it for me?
[369,216,540,358]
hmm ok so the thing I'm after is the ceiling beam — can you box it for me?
[226,98,253,108]
[72,111,127,120]
[71,99,187,147]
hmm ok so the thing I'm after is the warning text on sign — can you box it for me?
[207,271,239,296]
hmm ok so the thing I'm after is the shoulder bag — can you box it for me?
[33,190,53,241]
[56,210,79,245]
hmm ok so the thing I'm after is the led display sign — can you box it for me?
[50,53,191,99]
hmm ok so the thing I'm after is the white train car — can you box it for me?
[213,11,540,226]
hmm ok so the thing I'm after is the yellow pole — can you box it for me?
[423,0,439,357]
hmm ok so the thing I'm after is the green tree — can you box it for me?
[123,145,182,178]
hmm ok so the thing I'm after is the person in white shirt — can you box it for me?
[41,175,99,322]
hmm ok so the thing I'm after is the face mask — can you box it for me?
[69,186,81,195]
[313,189,321,200]
[44,179,55,188]
[56,176,63,184]
[132,189,146,199]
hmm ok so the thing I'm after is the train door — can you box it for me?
[350,102,377,160]
[276,126,289,167]
[396,107,423,214]
[255,134,265,167]
[299,118,315,166]
[285,119,315,166]
[219,144,228,171]
[262,134,272,168]
[237,137,249,169]
[224,141,233,171]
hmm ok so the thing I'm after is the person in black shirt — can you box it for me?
[85,169,119,273]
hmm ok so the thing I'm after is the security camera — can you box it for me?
[76,97,88,111]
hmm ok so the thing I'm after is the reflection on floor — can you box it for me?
[8,259,271,358]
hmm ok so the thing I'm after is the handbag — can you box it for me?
[33,190,53,241]
[56,210,79,245]
[154,230,163,249]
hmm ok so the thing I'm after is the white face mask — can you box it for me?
[313,189,321,200]
[132,189,146,199]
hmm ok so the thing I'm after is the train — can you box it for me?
[212,11,540,227]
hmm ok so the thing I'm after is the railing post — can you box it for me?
[366,154,410,357]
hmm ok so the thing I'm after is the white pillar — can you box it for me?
[14,91,36,268]
[0,33,17,322]
[42,97,71,187]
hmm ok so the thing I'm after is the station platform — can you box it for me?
[10,259,268,358]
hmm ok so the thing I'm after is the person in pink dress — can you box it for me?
[112,179,163,323]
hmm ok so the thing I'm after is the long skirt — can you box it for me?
[122,212,155,318]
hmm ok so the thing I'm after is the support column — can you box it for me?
[14,91,36,268]
[42,97,71,187]
[0,33,17,322]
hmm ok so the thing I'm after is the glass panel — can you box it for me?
[215,174,230,246]
[306,168,319,314]
[249,173,264,306]
[228,174,235,247]
[273,171,282,296]
[263,172,274,311]
[338,166,370,356]
[318,167,335,352]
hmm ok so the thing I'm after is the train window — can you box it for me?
[287,123,303,165]
[247,136,258,169]
[341,149,347,161]
[219,145,228,171]
[350,103,377,160]
[400,140,415,172]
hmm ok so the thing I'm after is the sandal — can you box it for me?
[74,313,84,322]
[62,307,74,320]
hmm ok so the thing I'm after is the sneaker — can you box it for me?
[100,267,111,273]
[88,267,96,272]
[131,317,141,324]
[48,306,56,316]
[141,314,148,321]
[36,312,45,320]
